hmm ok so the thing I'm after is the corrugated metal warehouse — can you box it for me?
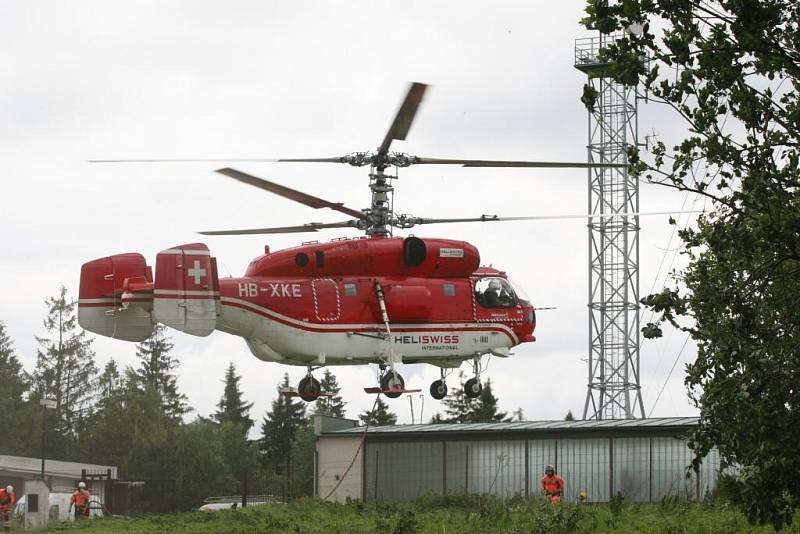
[314,417,720,504]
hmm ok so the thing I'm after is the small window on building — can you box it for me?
[344,283,357,297]
[28,493,38,513]
[443,283,456,297]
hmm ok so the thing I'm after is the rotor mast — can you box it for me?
[367,159,393,237]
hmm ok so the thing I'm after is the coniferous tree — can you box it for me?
[289,418,316,498]
[429,412,446,424]
[132,324,187,419]
[96,359,122,406]
[33,287,98,438]
[314,369,346,418]
[440,371,474,423]
[213,362,254,433]
[467,379,509,423]
[359,397,397,426]
[0,321,34,455]
[564,410,575,421]
[437,373,510,423]
[260,373,306,472]
[0,320,28,408]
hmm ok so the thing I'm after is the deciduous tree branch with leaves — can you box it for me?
[582,0,800,527]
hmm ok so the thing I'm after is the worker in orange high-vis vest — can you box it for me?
[541,465,565,503]
[68,482,91,519]
[0,485,16,529]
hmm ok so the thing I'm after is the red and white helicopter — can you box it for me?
[79,83,622,402]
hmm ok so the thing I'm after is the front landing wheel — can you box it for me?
[429,380,448,400]
[380,372,405,399]
[464,377,482,399]
[298,375,321,402]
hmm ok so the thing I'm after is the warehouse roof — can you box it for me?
[0,455,117,479]
[318,416,699,438]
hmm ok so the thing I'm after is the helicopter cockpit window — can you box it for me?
[508,277,531,307]
[474,277,516,308]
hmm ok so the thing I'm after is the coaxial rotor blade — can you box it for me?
[276,157,347,163]
[89,158,281,163]
[413,157,627,169]
[378,82,429,155]
[396,210,703,227]
[215,167,366,220]
[199,220,359,235]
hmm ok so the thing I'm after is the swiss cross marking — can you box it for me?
[187,260,207,285]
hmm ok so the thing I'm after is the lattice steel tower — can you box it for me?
[575,34,646,419]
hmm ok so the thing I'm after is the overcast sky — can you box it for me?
[1,1,702,432]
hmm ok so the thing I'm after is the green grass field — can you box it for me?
[42,496,799,534]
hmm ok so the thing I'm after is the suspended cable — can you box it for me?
[321,393,381,501]
[648,334,691,417]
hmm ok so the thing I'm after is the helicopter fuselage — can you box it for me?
[78,236,536,369]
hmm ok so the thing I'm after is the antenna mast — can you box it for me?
[575,32,647,419]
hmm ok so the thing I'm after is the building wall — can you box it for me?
[316,436,363,502]
[356,435,720,503]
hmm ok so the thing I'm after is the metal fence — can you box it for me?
[363,436,719,503]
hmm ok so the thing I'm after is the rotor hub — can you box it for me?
[342,152,418,169]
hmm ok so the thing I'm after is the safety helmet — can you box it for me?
[78,481,86,489]
[489,279,501,290]
[545,464,555,474]
[5,486,12,493]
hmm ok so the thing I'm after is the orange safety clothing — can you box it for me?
[70,489,91,508]
[541,474,565,503]
[0,488,15,524]
[0,489,15,509]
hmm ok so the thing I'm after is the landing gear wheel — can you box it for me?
[380,372,405,399]
[298,375,321,402]
[464,377,482,399]
[430,379,448,400]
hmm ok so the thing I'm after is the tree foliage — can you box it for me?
[213,362,254,433]
[0,321,36,456]
[132,324,188,419]
[434,372,511,423]
[359,396,397,426]
[581,1,800,527]
[33,287,97,443]
[96,359,121,405]
[469,379,510,423]
[260,373,306,472]
[314,369,347,418]
[1,300,273,513]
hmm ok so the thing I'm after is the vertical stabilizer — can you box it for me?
[153,243,220,337]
